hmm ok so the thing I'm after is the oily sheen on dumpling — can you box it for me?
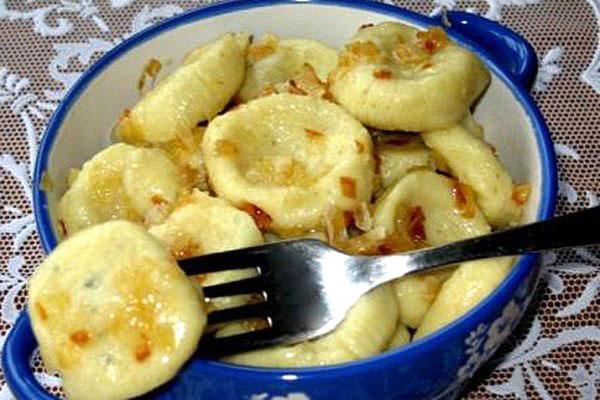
[202,93,376,235]
[328,22,490,131]
[116,33,249,146]
[238,34,338,101]
[149,190,263,312]
[421,118,524,228]
[373,169,491,328]
[28,221,205,400]
[57,143,191,236]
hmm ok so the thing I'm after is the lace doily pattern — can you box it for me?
[0,1,598,399]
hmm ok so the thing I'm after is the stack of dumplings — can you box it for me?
[29,22,530,399]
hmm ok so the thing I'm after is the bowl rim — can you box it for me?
[32,0,557,380]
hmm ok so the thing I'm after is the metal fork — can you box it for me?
[179,206,599,357]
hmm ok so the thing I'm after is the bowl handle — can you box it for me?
[2,312,57,399]
[438,11,539,90]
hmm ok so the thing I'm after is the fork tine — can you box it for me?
[207,303,270,325]
[177,247,265,275]
[203,277,265,298]
[197,328,282,357]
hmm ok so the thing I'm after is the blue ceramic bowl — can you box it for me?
[2,1,557,399]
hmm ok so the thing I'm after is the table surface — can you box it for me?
[1,0,599,399]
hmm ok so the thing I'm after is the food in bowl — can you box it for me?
[29,21,531,397]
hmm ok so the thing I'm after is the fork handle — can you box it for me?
[364,206,600,285]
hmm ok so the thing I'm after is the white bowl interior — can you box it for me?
[44,3,542,236]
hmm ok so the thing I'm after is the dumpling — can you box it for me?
[116,32,249,145]
[28,221,205,400]
[421,118,525,227]
[414,257,514,339]
[373,169,491,328]
[375,134,434,189]
[116,33,248,186]
[57,143,192,237]
[328,22,490,131]
[202,93,376,235]
[148,190,263,312]
[224,285,398,367]
[238,34,338,101]
[385,319,411,350]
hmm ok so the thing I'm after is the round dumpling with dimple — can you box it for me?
[421,120,524,228]
[328,22,490,131]
[28,221,205,400]
[202,93,376,236]
[116,33,249,146]
[238,34,338,101]
[373,169,491,328]
[224,284,398,367]
[57,143,192,237]
[148,190,264,312]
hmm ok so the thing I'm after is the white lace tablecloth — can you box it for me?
[1,0,599,399]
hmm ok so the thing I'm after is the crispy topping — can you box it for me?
[416,27,448,55]
[377,243,395,255]
[344,41,380,64]
[172,240,201,259]
[355,140,365,153]
[151,194,167,205]
[248,42,276,62]
[285,64,328,98]
[394,43,429,65]
[259,84,278,97]
[135,336,152,362]
[336,227,415,256]
[287,79,308,96]
[305,128,325,139]
[408,206,426,243]
[323,89,335,102]
[195,274,207,285]
[359,23,374,29]
[69,329,90,345]
[373,68,393,80]
[340,176,357,199]
[343,210,355,228]
[35,301,48,320]
[324,205,350,245]
[451,181,477,219]
[58,219,68,237]
[241,203,273,230]
[512,184,532,205]
[214,139,238,157]
[137,58,162,91]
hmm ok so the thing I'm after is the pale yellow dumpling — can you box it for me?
[328,22,490,131]
[422,119,523,228]
[224,285,398,367]
[373,169,491,328]
[28,221,205,400]
[414,257,514,339]
[202,93,376,235]
[376,137,434,189]
[116,33,249,145]
[57,143,192,236]
[149,190,263,312]
[238,34,338,101]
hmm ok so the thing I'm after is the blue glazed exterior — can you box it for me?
[2,1,557,399]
